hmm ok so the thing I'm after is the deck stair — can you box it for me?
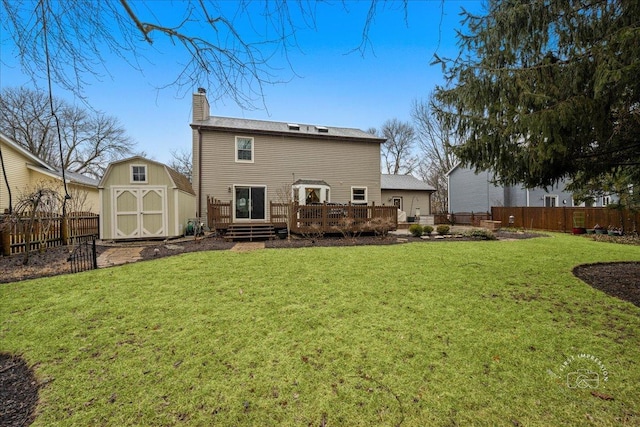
[224,223,277,241]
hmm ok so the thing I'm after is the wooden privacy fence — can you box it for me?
[491,207,640,232]
[0,213,99,256]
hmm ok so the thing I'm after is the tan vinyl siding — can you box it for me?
[0,141,99,214]
[196,130,382,217]
[176,190,196,235]
[381,190,432,215]
[0,142,34,212]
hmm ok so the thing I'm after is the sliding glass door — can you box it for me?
[234,186,266,221]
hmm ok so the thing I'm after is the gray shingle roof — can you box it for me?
[55,169,100,187]
[381,174,436,191]
[192,116,385,143]
[165,165,195,196]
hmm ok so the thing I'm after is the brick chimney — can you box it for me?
[192,88,210,122]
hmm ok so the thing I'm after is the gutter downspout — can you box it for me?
[197,127,203,218]
[446,174,451,213]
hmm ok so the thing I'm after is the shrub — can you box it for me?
[409,224,423,237]
[436,225,450,235]
[423,225,434,235]
[464,228,497,240]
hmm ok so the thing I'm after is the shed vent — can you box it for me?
[316,126,329,133]
[287,123,300,131]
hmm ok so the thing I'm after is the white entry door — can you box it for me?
[113,187,166,238]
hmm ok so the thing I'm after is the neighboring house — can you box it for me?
[381,174,435,221]
[0,131,99,213]
[190,90,387,223]
[98,156,196,240]
[446,163,612,213]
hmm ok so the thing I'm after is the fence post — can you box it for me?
[91,239,97,269]
[1,227,9,256]
[62,215,70,245]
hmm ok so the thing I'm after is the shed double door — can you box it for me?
[113,187,166,238]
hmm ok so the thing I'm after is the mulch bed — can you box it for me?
[0,353,38,427]
[573,262,640,308]
[0,230,637,426]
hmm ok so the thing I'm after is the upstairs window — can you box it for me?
[236,137,254,163]
[131,165,147,183]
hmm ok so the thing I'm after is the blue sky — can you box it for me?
[0,0,484,165]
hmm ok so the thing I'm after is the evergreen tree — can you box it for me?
[434,0,640,190]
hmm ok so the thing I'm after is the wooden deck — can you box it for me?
[207,197,398,235]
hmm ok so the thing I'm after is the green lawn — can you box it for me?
[2,233,639,426]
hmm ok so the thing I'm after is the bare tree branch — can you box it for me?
[0,87,135,179]
[1,1,414,109]
[412,94,459,213]
[378,118,418,175]
[168,148,193,183]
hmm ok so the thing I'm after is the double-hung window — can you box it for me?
[236,137,254,163]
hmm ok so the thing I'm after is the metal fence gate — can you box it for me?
[67,238,98,274]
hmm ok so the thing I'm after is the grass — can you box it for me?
[1,233,640,426]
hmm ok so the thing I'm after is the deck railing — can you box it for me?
[207,197,398,234]
[207,197,232,230]
[291,203,397,234]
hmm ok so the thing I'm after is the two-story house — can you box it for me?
[447,163,613,213]
[191,90,390,233]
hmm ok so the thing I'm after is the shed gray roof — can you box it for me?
[381,174,436,191]
[192,116,385,143]
[55,169,100,187]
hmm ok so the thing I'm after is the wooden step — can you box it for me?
[224,223,277,242]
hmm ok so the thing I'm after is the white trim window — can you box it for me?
[544,195,558,207]
[291,181,331,205]
[235,136,254,163]
[351,186,367,204]
[602,195,611,206]
[131,165,147,183]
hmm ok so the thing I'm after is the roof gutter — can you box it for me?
[189,124,385,145]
